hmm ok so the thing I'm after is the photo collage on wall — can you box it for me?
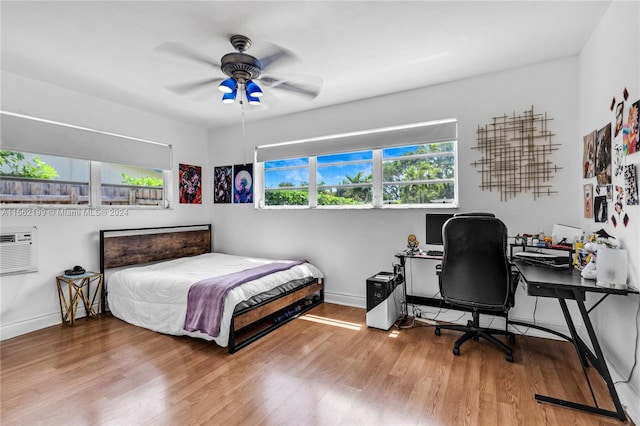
[582,87,639,229]
[213,164,253,204]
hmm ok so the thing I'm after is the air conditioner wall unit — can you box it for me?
[0,226,38,275]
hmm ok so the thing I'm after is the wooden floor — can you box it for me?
[0,303,631,425]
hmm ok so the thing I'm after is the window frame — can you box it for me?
[0,111,172,210]
[0,155,170,209]
[256,140,459,210]
[381,141,457,207]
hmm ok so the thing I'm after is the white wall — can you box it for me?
[0,72,211,339]
[578,1,640,419]
[210,56,581,332]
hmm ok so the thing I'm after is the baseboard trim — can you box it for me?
[605,352,640,424]
[616,381,639,424]
[324,291,365,308]
[1,312,60,341]
[1,305,97,341]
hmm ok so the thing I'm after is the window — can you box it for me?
[382,142,455,205]
[256,119,458,209]
[0,111,172,208]
[0,150,90,205]
[317,151,372,206]
[264,158,309,206]
[101,162,164,207]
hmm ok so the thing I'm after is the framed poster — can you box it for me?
[594,195,607,223]
[624,164,638,206]
[179,163,202,204]
[594,123,611,185]
[583,183,593,218]
[628,100,638,154]
[233,163,253,204]
[214,166,232,204]
[582,131,596,178]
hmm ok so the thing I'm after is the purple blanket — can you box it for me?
[183,260,306,338]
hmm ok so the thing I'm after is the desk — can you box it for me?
[395,252,508,317]
[395,251,443,317]
[512,259,639,421]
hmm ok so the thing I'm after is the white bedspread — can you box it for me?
[107,253,323,347]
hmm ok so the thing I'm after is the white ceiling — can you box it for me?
[1,1,610,130]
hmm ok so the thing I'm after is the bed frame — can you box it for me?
[99,224,324,353]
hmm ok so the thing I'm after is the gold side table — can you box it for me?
[56,272,104,326]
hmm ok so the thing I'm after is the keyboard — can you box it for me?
[426,250,443,257]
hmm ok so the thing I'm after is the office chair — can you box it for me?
[434,213,519,362]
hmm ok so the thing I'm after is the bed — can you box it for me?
[99,224,324,353]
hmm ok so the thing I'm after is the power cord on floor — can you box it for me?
[508,297,539,337]
[614,298,640,385]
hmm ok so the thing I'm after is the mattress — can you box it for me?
[107,252,324,347]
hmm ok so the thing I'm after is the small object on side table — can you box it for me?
[56,272,104,326]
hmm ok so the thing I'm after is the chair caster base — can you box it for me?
[453,347,460,356]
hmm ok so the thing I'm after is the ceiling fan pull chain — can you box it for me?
[241,94,247,165]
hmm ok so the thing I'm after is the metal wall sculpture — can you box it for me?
[472,106,560,201]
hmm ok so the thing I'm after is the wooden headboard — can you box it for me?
[100,224,212,272]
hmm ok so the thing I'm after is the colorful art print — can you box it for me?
[623,124,630,155]
[178,163,202,204]
[628,100,639,155]
[214,166,232,204]
[582,130,596,178]
[594,123,611,185]
[615,101,624,137]
[233,163,253,204]
[624,164,639,206]
[594,195,608,223]
[583,184,593,218]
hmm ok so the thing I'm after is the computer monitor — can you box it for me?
[425,213,454,245]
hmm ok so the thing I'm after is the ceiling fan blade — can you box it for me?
[155,41,221,69]
[261,76,321,99]
[257,45,297,70]
[166,78,223,95]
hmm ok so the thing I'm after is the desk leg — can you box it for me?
[534,293,626,421]
[558,299,589,368]
[574,291,626,421]
[396,256,409,325]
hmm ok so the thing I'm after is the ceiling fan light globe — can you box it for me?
[246,80,264,97]
[218,78,237,94]
[247,94,261,105]
[221,90,237,104]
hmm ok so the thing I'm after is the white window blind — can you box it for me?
[255,118,457,163]
[1,111,172,170]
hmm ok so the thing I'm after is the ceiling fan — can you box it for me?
[157,34,321,105]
